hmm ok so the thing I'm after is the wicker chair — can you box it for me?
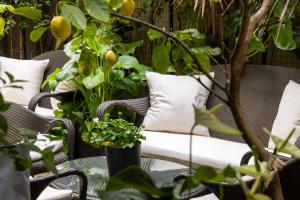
[0,102,87,199]
[96,64,300,152]
[95,64,300,199]
[2,102,75,175]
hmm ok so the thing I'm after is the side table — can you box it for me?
[51,156,208,199]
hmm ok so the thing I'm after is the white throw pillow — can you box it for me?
[143,72,214,136]
[268,80,300,149]
[0,57,49,105]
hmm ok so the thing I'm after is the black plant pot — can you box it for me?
[105,143,141,177]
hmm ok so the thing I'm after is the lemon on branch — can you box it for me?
[105,50,118,66]
[50,16,71,41]
[121,0,136,16]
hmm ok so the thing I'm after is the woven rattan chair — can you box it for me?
[2,102,75,175]
[95,64,300,199]
[96,64,300,152]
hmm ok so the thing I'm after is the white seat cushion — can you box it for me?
[37,186,73,200]
[30,134,63,161]
[141,131,251,169]
[23,106,55,118]
[192,193,219,200]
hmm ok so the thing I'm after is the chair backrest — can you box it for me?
[207,65,300,146]
[32,50,69,108]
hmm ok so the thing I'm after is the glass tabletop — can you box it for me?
[52,156,192,198]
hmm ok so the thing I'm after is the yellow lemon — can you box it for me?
[105,50,119,66]
[50,16,71,41]
[121,0,136,16]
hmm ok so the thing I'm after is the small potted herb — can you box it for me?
[82,113,145,176]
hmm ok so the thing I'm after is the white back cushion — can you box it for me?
[0,57,49,105]
[143,72,214,136]
[269,80,300,149]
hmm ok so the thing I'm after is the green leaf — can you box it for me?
[30,27,48,42]
[175,28,205,41]
[0,18,5,36]
[247,33,266,55]
[41,148,58,174]
[42,68,61,89]
[83,69,104,89]
[191,165,237,185]
[56,60,78,82]
[13,7,42,21]
[193,104,241,135]
[204,46,221,56]
[106,0,123,9]
[0,114,8,133]
[235,162,268,177]
[61,4,87,30]
[114,40,144,55]
[115,55,140,69]
[252,194,271,200]
[0,4,6,13]
[191,47,211,72]
[147,29,164,41]
[84,0,110,23]
[64,37,82,58]
[78,48,97,76]
[269,20,296,50]
[106,166,172,197]
[263,128,300,159]
[152,43,171,73]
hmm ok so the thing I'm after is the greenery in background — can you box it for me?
[82,113,145,149]
[0,0,49,38]
[0,73,56,173]
[167,0,300,63]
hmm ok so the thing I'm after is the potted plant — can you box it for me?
[82,113,145,176]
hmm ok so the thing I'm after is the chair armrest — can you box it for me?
[173,172,210,199]
[30,168,88,200]
[47,118,76,160]
[240,150,292,166]
[28,91,75,111]
[3,103,76,160]
[96,96,150,120]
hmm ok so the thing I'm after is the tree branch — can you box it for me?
[229,1,284,199]
[110,11,227,93]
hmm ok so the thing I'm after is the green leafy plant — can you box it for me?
[82,113,145,149]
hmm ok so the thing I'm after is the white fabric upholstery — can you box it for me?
[141,130,250,169]
[23,106,55,118]
[0,57,49,105]
[143,72,214,136]
[192,194,219,200]
[269,80,300,149]
[30,134,63,161]
[37,186,73,200]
